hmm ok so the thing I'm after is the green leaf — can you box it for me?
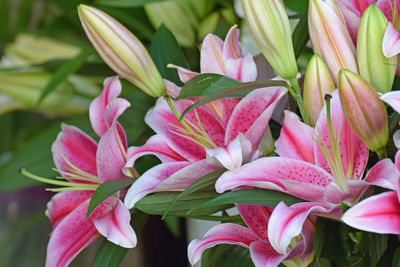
[177,74,241,99]
[36,47,94,106]
[96,0,166,7]
[364,232,387,267]
[162,169,225,218]
[86,178,135,219]
[163,216,181,238]
[92,240,128,267]
[202,245,253,267]
[150,24,189,85]
[393,247,400,267]
[179,77,288,118]
[314,218,328,265]
[135,191,233,218]
[292,13,309,58]
[284,0,309,13]
[188,189,303,214]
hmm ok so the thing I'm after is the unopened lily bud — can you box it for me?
[241,0,298,79]
[144,1,196,47]
[357,5,396,94]
[308,0,358,85]
[338,69,388,157]
[78,5,165,97]
[303,55,335,126]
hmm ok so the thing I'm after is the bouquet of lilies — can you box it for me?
[20,0,400,266]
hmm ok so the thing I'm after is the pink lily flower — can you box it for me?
[45,77,136,267]
[123,25,287,209]
[188,204,315,267]
[215,91,370,254]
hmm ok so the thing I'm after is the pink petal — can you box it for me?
[206,133,253,170]
[187,223,259,265]
[215,157,333,197]
[382,22,400,58]
[89,76,122,137]
[219,98,241,128]
[314,90,368,180]
[381,90,400,114]
[94,200,137,248]
[167,64,198,83]
[97,123,128,182]
[123,134,186,176]
[200,33,225,75]
[268,202,331,254]
[279,180,326,202]
[225,86,287,149]
[225,55,257,82]
[103,98,131,129]
[394,130,400,148]
[222,26,243,62]
[164,79,182,98]
[124,161,190,209]
[249,240,287,267]
[145,98,225,162]
[154,159,219,191]
[342,191,400,234]
[336,0,362,43]
[237,204,270,240]
[51,124,98,179]
[275,111,315,164]
[323,180,369,205]
[377,0,400,23]
[46,197,116,267]
[46,191,92,228]
[365,158,399,190]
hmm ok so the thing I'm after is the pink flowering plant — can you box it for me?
[13,0,400,266]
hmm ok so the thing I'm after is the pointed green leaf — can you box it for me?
[86,178,135,219]
[187,189,302,214]
[162,169,225,218]
[363,232,387,267]
[292,13,308,58]
[314,218,328,265]
[92,240,128,267]
[150,24,189,85]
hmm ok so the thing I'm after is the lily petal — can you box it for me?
[103,98,131,130]
[164,79,182,98]
[123,134,186,176]
[237,204,270,240]
[94,200,137,248]
[381,90,400,113]
[275,111,315,164]
[225,55,257,82]
[124,161,190,209]
[89,76,122,137]
[268,201,332,254]
[215,157,333,195]
[46,191,92,229]
[222,26,243,62]
[167,64,198,83]
[200,33,225,75]
[377,0,400,24]
[342,191,400,234]
[382,22,400,58]
[249,240,287,267]
[365,158,399,190]
[52,124,98,179]
[225,86,287,149]
[187,223,259,265]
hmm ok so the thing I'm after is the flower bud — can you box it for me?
[303,54,335,126]
[357,5,396,94]
[241,0,298,79]
[308,0,358,85]
[338,69,388,156]
[78,5,165,97]
[144,1,196,47]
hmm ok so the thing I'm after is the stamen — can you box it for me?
[114,124,127,158]
[59,153,99,182]
[314,94,348,192]
[20,168,98,190]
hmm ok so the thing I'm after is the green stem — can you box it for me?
[376,147,388,160]
[290,77,309,125]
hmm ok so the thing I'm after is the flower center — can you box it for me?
[314,94,348,192]
[165,96,217,149]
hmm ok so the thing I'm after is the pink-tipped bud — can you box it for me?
[308,0,358,85]
[338,69,388,156]
[303,54,335,126]
[78,5,165,97]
